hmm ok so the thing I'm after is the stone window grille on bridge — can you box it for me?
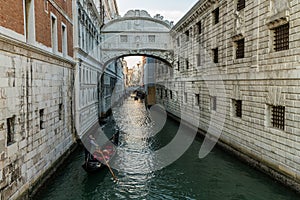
[235,38,245,59]
[273,23,289,52]
[120,35,128,43]
[237,0,246,11]
[210,96,217,111]
[213,7,220,25]
[212,48,218,63]
[6,115,16,146]
[271,105,285,130]
[148,35,155,43]
[233,99,242,118]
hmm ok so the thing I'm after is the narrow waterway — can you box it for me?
[34,97,299,200]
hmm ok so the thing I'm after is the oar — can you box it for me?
[99,150,118,181]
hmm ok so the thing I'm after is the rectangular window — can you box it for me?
[120,35,128,42]
[197,21,202,34]
[271,105,285,130]
[235,38,245,59]
[177,58,180,71]
[25,0,35,44]
[273,23,289,52]
[211,96,217,111]
[170,90,173,99]
[237,0,245,11]
[184,92,188,104]
[195,94,200,106]
[212,48,218,63]
[177,37,180,46]
[59,103,63,120]
[160,89,163,99]
[186,59,189,69]
[62,24,67,56]
[51,15,58,53]
[196,54,201,66]
[233,99,242,118]
[185,30,189,42]
[40,109,45,130]
[7,116,15,146]
[148,35,155,43]
[213,8,219,25]
[165,90,168,98]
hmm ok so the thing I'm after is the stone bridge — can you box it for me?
[100,10,174,66]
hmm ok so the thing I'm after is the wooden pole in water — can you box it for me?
[99,150,118,181]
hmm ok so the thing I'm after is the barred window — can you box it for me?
[148,35,155,43]
[211,96,217,111]
[273,23,289,51]
[213,8,219,25]
[120,35,128,42]
[237,0,245,11]
[235,38,245,59]
[271,105,285,130]
[233,99,242,118]
[212,48,218,63]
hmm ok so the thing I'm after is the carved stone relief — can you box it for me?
[266,87,285,106]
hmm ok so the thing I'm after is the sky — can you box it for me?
[116,0,198,23]
[116,0,198,68]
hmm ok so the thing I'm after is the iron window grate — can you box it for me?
[237,0,245,11]
[271,105,285,130]
[236,38,245,59]
[274,23,289,52]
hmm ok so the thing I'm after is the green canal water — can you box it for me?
[34,98,300,200]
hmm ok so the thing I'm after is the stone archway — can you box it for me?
[100,10,174,65]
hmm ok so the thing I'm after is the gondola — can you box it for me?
[82,131,119,173]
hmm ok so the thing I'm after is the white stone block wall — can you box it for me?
[0,37,75,199]
[161,0,300,186]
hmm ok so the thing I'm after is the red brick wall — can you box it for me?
[0,0,24,35]
[35,0,73,57]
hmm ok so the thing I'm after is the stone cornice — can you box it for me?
[171,0,216,33]
[0,34,75,68]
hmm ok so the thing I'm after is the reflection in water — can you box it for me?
[34,97,300,200]
[112,99,156,199]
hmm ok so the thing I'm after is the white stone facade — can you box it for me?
[73,0,103,139]
[156,0,300,189]
[0,35,75,199]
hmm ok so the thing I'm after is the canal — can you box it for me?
[34,97,299,200]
